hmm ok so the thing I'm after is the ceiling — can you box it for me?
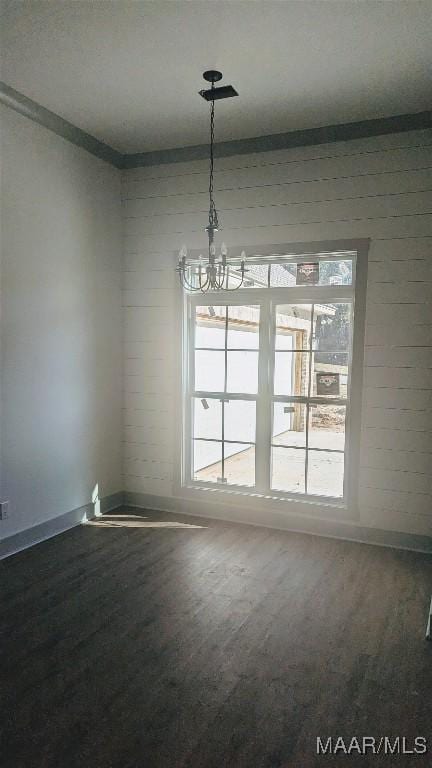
[1,0,431,155]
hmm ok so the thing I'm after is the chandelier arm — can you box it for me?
[181,269,196,290]
[217,264,228,290]
[177,266,192,289]
[226,276,244,291]
[198,270,210,292]
[182,279,200,292]
[224,267,246,290]
[181,267,202,292]
[214,263,224,290]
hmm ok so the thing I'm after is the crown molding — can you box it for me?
[0,81,124,168]
[123,110,432,168]
[1,82,431,170]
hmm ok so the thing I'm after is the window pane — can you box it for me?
[274,351,309,396]
[227,351,258,394]
[195,350,225,392]
[313,354,349,398]
[275,304,313,350]
[224,443,255,486]
[315,303,351,353]
[193,440,221,483]
[318,259,353,286]
[272,402,306,447]
[270,263,297,287]
[271,260,352,287]
[241,264,269,288]
[275,331,295,352]
[308,404,346,451]
[224,400,256,443]
[193,398,221,440]
[307,451,344,497]
[194,440,255,487]
[271,447,305,494]
[195,305,226,348]
[227,305,260,349]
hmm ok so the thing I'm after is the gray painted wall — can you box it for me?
[0,106,123,538]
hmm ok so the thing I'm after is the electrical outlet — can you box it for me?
[0,501,10,520]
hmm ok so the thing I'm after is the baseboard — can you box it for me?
[125,491,432,554]
[0,491,125,560]
[3,487,430,559]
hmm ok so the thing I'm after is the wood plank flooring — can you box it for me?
[1,507,431,768]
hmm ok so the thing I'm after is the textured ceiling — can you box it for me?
[1,0,431,154]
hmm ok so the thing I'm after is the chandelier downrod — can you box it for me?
[206,97,218,255]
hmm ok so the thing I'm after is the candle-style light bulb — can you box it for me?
[220,242,228,266]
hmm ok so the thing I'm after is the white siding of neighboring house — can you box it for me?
[122,128,432,540]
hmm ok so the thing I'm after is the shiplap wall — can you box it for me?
[122,128,432,539]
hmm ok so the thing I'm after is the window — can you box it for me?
[181,246,366,507]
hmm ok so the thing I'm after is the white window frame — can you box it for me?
[175,239,369,515]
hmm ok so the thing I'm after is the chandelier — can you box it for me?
[177,70,247,292]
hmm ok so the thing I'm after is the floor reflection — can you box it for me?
[85,514,206,529]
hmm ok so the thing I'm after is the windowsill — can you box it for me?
[181,481,348,511]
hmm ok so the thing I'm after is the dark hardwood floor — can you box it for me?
[1,507,431,768]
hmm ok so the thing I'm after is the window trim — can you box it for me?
[175,238,369,519]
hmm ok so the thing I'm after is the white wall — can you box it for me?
[0,106,123,538]
[122,127,432,540]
